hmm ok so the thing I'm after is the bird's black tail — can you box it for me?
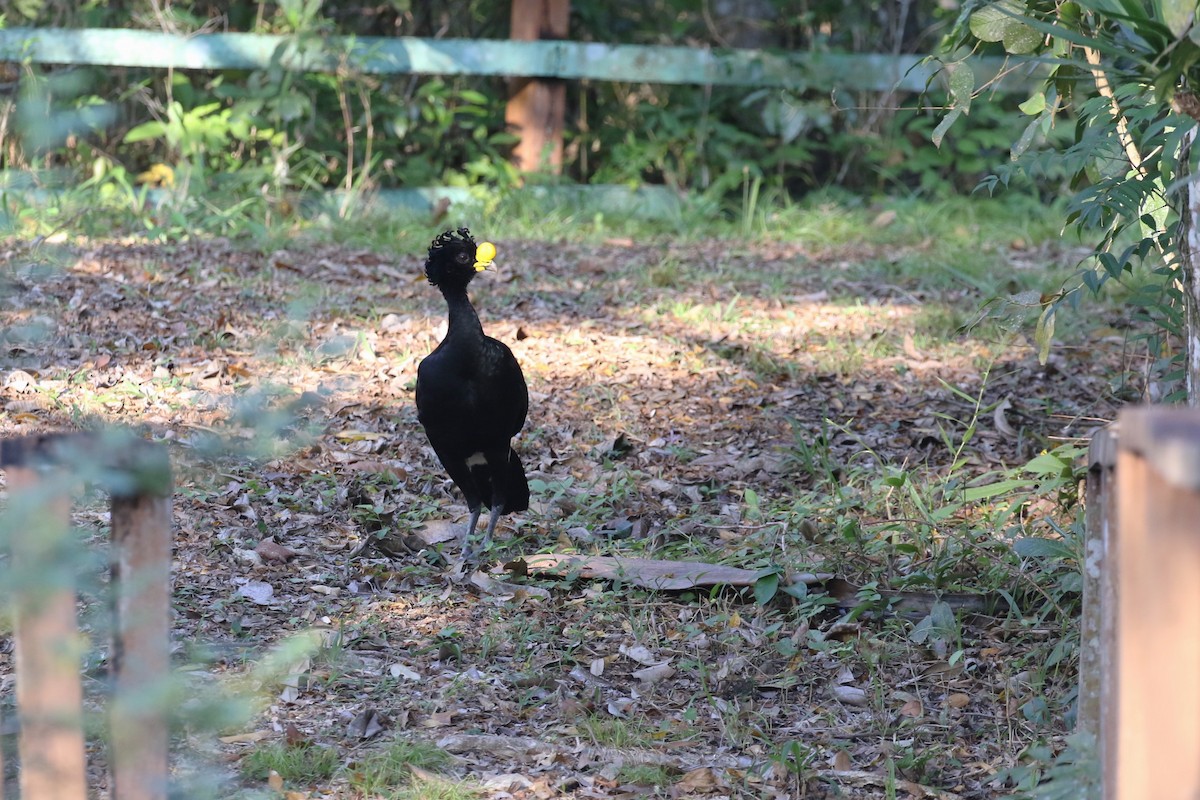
[505,448,530,513]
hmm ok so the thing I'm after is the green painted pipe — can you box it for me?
[0,27,1037,93]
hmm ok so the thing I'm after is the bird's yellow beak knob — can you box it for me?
[474,241,497,272]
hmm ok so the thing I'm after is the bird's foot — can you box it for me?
[456,546,478,572]
[448,558,474,583]
[456,538,492,571]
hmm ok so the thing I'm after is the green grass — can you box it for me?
[617,763,676,790]
[345,738,456,797]
[2,174,1065,253]
[240,737,460,798]
[385,776,478,800]
[240,741,340,787]
[575,715,657,749]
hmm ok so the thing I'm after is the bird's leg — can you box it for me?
[463,507,501,566]
[477,505,502,555]
[460,506,482,564]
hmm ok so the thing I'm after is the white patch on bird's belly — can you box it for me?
[466,452,487,466]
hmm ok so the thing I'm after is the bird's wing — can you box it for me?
[482,337,528,435]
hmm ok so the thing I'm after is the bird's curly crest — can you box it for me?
[429,227,475,256]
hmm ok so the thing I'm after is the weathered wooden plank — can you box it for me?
[1,432,172,798]
[1079,424,1117,780]
[1111,406,1200,799]
[506,0,570,173]
[0,27,1036,92]
[109,487,172,800]
[6,466,88,800]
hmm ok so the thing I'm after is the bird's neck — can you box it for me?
[441,286,484,343]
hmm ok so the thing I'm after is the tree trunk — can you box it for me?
[1186,126,1200,407]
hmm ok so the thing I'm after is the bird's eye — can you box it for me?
[456,252,469,263]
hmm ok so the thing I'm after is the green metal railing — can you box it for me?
[0,27,1036,92]
[0,27,1038,217]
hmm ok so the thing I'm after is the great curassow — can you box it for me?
[416,228,530,563]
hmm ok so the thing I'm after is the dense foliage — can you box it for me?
[2,0,1057,201]
[936,2,1200,793]
[944,0,1200,402]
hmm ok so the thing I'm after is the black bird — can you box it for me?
[416,228,530,562]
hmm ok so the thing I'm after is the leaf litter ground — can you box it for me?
[0,225,1126,798]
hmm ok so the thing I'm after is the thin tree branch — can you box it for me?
[1084,46,1146,175]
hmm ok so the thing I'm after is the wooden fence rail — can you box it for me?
[0,432,172,800]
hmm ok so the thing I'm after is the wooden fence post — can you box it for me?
[505,0,570,173]
[1079,425,1117,763]
[1,438,87,800]
[0,432,173,800]
[1108,407,1200,799]
[108,440,172,800]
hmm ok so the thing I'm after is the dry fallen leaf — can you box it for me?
[389,663,421,681]
[279,665,308,703]
[236,580,275,605]
[5,370,34,392]
[526,776,557,799]
[347,708,387,739]
[873,209,898,227]
[993,396,1017,438]
[632,662,676,684]
[619,644,659,665]
[333,429,386,442]
[424,711,456,728]
[832,685,868,706]
[481,774,533,792]
[430,196,452,226]
[607,697,635,717]
[676,767,722,792]
[218,730,272,745]
[284,723,308,746]
[414,518,461,545]
[256,539,297,563]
